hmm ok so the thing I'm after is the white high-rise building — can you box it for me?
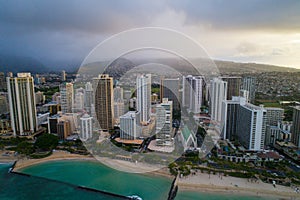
[120,111,140,140]
[156,98,173,146]
[136,74,151,124]
[7,73,38,136]
[84,82,94,113]
[60,82,74,113]
[237,104,267,151]
[80,114,93,141]
[210,78,227,122]
[182,75,204,113]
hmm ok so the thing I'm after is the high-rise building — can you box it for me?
[156,98,173,146]
[7,73,38,136]
[73,91,84,112]
[160,78,180,110]
[114,86,123,102]
[236,104,267,151]
[114,100,125,123]
[61,70,66,82]
[221,96,246,140]
[182,75,204,113]
[80,114,93,141]
[57,119,71,140]
[120,111,140,140]
[221,76,241,100]
[94,74,114,130]
[265,107,284,126]
[291,106,300,147]
[210,78,227,122]
[241,76,256,103]
[136,74,151,124]
[84,82,93,113]
[60,82,74,113]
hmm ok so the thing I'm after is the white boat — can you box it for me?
[127,195,143,200]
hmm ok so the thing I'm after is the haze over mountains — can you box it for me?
[0,54,299,74]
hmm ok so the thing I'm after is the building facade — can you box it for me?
[94,74,114,130]
[136,74,151,124]
[120,111,140,140]
[80,114,93,141]
[210,78,227,122]
[291,106,300,147]
[156,98,173,146]
[7,73,38,136]
[236,104,267,151]
[60,82,74,113]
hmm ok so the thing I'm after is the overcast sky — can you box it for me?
[1,0,300,68]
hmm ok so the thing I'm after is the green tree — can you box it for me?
[35,134,58,151]
[16,141,34,155]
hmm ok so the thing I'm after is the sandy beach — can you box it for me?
[178,172,300,199]
[13,151,95,171]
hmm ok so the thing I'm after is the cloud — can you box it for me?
[168,0,300,32]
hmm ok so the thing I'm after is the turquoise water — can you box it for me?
[0,160,285,200]
[0,163,123,200]
[20,160,171,200]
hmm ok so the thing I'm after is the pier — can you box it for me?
[167,175,178,200]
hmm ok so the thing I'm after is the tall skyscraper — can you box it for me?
[84,82,94,113]
[241,76,256,103]
[291,106,300,147]
[61,70,66,81]
[120,111,140,140]
[160,78,180,110]
[136,74,151,124]
[94,74,114,130]
[60,82,74,113]
[221,76,241,100]
[236,104,267,151]
[80,114,93,141]
[156,98,173,146]
[210,78,227,122]
[221,96,246,140]
[182,75,204,113]
[7,73,38,136]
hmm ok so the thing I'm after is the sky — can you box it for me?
[1,0,300,69]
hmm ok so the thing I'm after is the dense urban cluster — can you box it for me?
[0,68,300,188]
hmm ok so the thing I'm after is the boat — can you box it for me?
[127,195,143,200]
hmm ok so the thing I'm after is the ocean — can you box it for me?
[0,160,279,200]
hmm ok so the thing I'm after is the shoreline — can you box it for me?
[177,172,300,199]
[11,152,299,199]
[13,151,95,172]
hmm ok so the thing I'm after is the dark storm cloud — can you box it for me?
[0,0,299,68]
[169,0,300,31]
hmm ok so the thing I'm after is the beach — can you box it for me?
[13,151,95,171]
[178,172,300,199]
